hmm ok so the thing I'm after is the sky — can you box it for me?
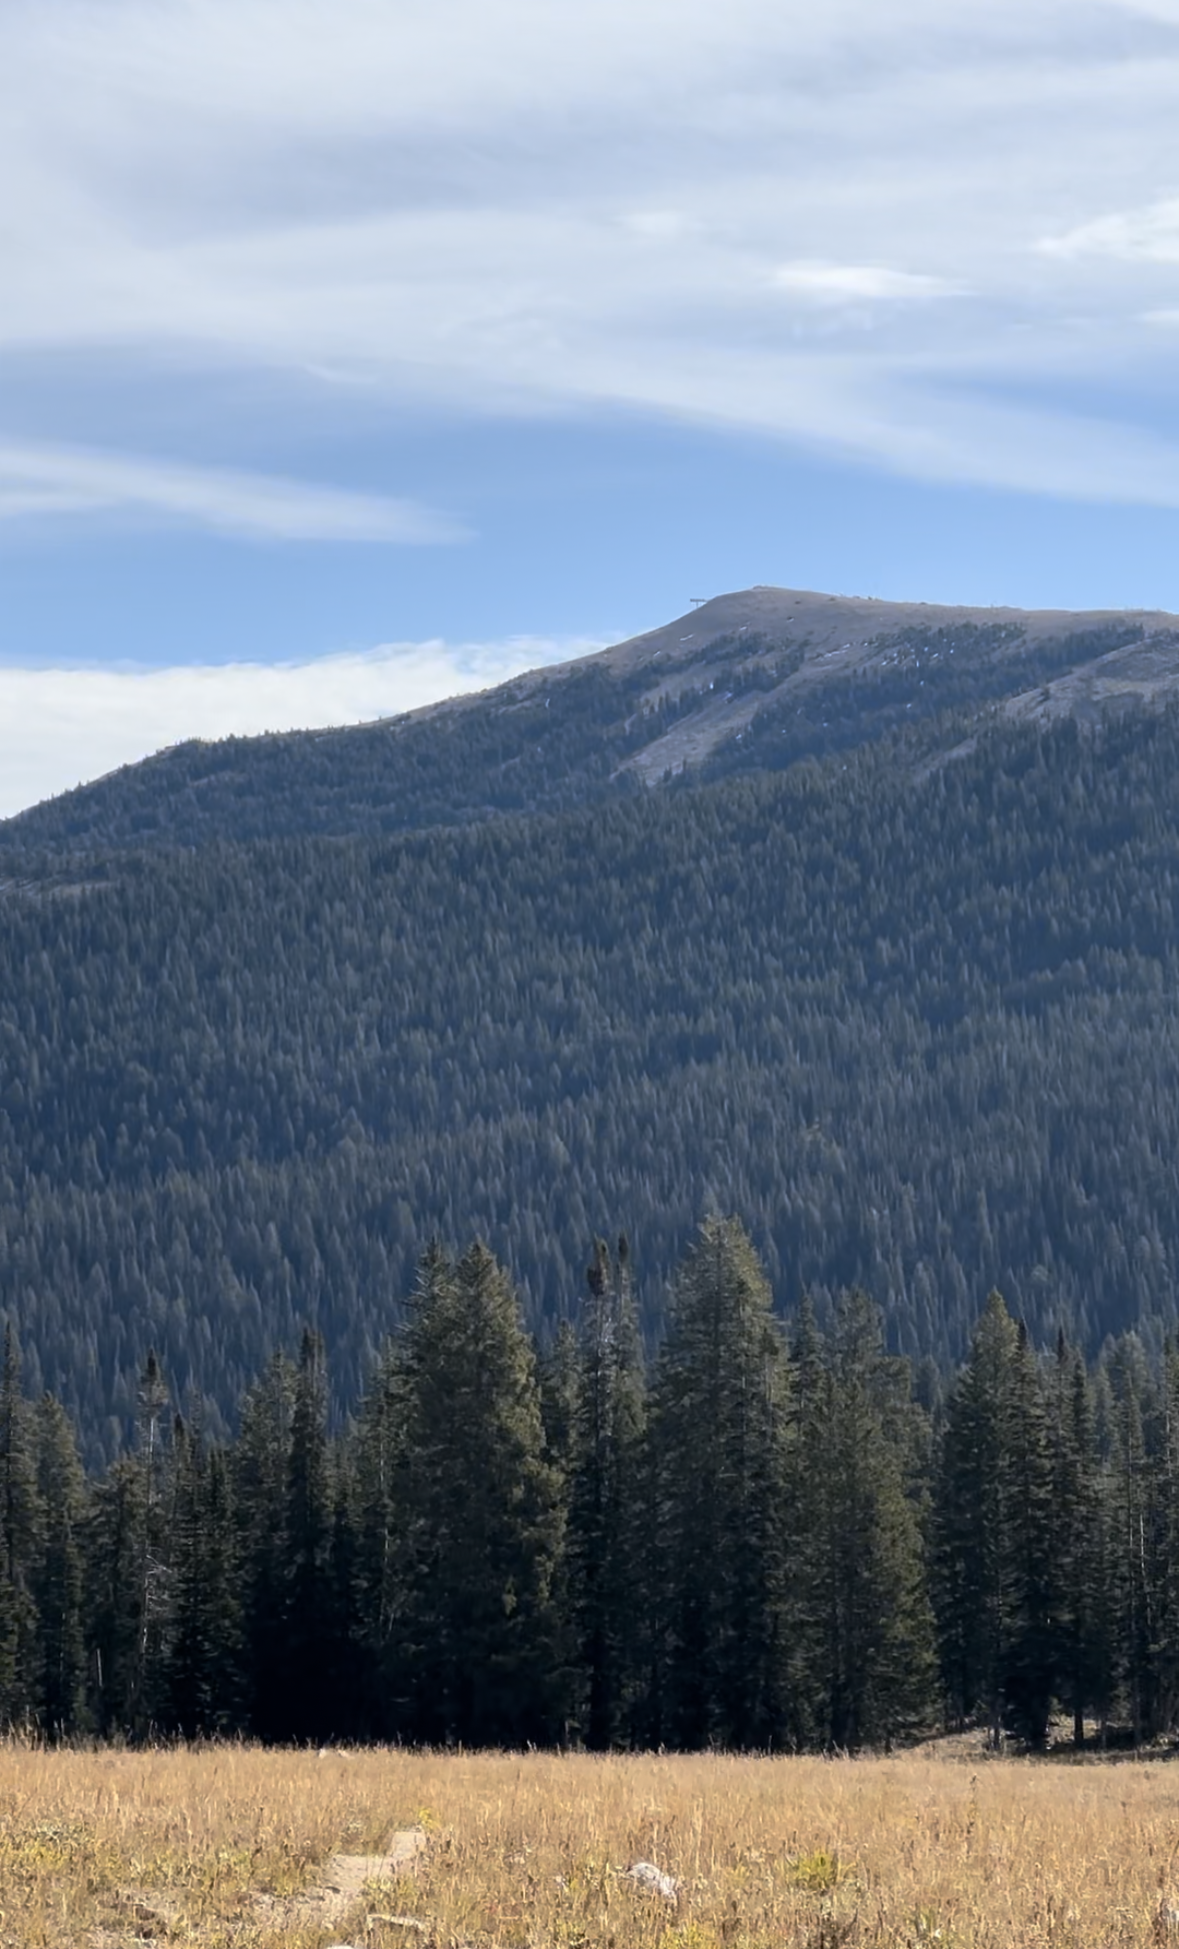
[5,0,1179,813]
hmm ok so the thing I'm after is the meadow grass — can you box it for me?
[2,1743,1179,1948]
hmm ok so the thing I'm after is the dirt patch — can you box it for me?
[256,1825,429,1926]
[90,1826,429,1947]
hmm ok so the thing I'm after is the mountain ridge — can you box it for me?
[7,585,1179,851]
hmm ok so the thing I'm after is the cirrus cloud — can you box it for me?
[4,1,1179,532]
[0,442,463,542]
[771,261,964,302]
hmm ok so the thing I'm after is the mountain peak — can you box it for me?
[5,587,1178,851]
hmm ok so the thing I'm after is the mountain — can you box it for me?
[5,684,1179,1456]
[5,586,1179,850]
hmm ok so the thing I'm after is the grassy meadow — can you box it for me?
[1,1744,1178,1949]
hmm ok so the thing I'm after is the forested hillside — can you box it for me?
[4,704,1179,1454]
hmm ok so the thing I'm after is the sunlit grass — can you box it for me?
[2,1743,1179,1947]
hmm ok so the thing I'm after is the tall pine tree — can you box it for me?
[650,1218,789,1748]
[391,1242,563,1745]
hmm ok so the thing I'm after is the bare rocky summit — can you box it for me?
[5,585,1178,851]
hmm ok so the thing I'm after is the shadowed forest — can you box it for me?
[1,1221,1177,1753]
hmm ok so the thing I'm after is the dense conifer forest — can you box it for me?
[1,1222,1176,1752]
[5,706,1179,1450]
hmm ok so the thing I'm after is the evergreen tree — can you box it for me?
[567,1236,646,1748]
[133,1350,172,1730]
[283,1328,339,1739]
[84,1457,148,1734]
[650,1217,789,1748]
[350,1340,405,1737]
[0,1325,40,1725]
[934,1291,1019,1744]
[164,1420,241,1735]
[1151,1339,1179,1737]
[1048,1336,1111,1746]
[1003,1322,1056,1745]
[232,1351,294,1738]
[32,1394,86,1734]
[392,1241,563,1745]
[1106,1338,1156,1743]
[807,1290,936,1749]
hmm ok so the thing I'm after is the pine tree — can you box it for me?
[785,1293,830,1745]
[1107,1337,1156,1743]
[0,1326,41,1725]
[808,1290,936,1749]
[164,1420,241,1735]
[84,1457,148,1734]
[567,1236,646,1748]
[934,1291,1018,1744]
[1048,1335,1111,1746]
[650,1217,789,1748]
[349,1339,405,1736]
[283,1327,339,1739]
[392,1241,563,1745]
[32,1394,86,1734]
[232,1351,294,1738]
[1002,1321,1056,1745]
[536,1314,579,1741]
[133,1350,172,1730]
[934,1293,1061,1746]
[1152,1339,1179,1737]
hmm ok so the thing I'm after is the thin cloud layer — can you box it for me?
[0,637,603,820]
[0,443,462,541]
[771,263,963,302]
[2,1,1179,519]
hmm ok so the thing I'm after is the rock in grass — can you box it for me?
[626,1861,680,1899]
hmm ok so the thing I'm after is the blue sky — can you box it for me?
[4,0,1179,812]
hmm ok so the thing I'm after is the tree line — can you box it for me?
[2,1216,1177,1752]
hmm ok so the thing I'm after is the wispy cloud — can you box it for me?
[771,262,963,302]
[4,0,1179,523]
[0,443,461,542]
[0,636,605,820]
[1040,196,1179,263]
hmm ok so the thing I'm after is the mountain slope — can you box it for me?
[6,704,1179,1455]
[6,586,1179,850]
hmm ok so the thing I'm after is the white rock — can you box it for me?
[626,1861,680,1900]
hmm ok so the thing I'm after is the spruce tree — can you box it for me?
[0,1324,41,1725]
[232,1351,294,1738]
[1003,1321,1056,1745]
[392,1241,563,1746]
[165,1420,241,1735]
[785,1294,830,1745]
[1152,1339,1179,1737]
[84,1457,148,1734]
[567,1236,646,1748]
[934,1291,1019,1743]
[1107,1338,1156,1743]
[935,1293,1060,1746]
[809,1290,936,1749]
[283,1328,339,1738]
[650,1217,789,1748]
[32,1394,86,1735]
[133,1350,172,1730]
[1049,1336,1111,1746]
[350,1339,405,1737]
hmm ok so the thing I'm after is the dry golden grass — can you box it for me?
[3,1743,1179,1949]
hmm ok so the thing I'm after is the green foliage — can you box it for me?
[390,1242,564,1746]
[6,708,1179,1452]
[651,1217,791,1747]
